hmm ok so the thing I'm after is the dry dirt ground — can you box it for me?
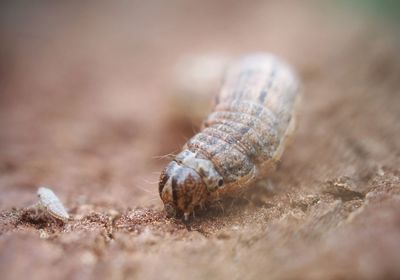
[1,1,400,279]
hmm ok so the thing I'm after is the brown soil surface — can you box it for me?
[1,1,400,279]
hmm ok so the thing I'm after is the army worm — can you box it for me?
[159,53,300,220]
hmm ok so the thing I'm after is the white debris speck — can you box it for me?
[37,187,70,221]
[39,229,50,239]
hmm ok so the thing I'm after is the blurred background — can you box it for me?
[0,1,399,279]
[0,0,398,207]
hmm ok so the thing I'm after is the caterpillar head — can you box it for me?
[158,150,224,220]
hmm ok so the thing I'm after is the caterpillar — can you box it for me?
[159,53,301,220]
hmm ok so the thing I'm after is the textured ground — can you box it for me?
[0,1,400,279]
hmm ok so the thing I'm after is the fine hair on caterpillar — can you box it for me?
[159,53,301,221]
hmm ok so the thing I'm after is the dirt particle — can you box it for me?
[323,177,366,202]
